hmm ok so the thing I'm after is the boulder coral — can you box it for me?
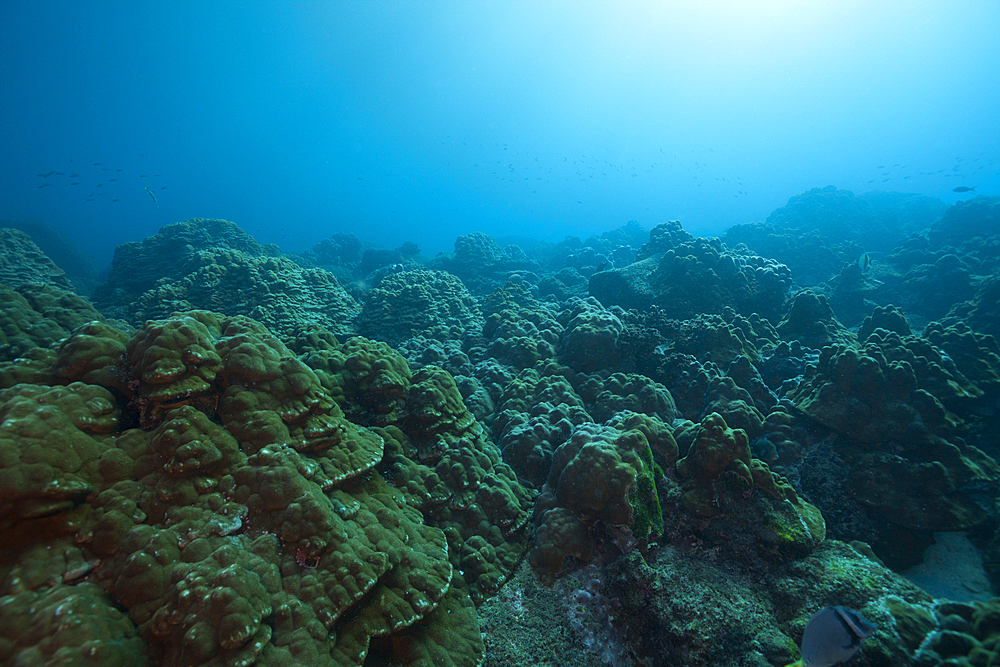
[789,342,1000,532]
[0,282,107,363]
[0,227,76,290]
[91,219,359,338]
[776,290,856,349]
[0,310,534,667]
[530,418,665,584]
[357,268,482,346]
[556,297,625,372]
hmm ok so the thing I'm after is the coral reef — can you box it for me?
[92,219,358,337]
[530,419,665,584]
[8,193,1000,666]
[0,283,108,363]
[357,268,482,346]
[0,227,76,290]
[0,310,533,666]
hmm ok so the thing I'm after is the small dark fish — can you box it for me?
[751,438,779,464]
[953,186,976,193]
[37,183,53,188]
[109,178,117,182]
[54,172,65,175]
[160,186,167,190]
[140,174,148,177]
[70,182,80,185]
[92,162,101,165]
[70,173,79,177]
[96,183,103,187]
[116,169,122,172]
[85,198,94,201]
[112,198,119,202]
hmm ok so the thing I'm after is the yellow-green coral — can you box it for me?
[0,310,521,667]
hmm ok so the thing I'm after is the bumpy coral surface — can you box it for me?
[429,231,539,294]
[1,282,107,362]
[357,268,483,346]
[531,419,664,584]
[0,310,535,667]
[789,341,1000,533]
[0,228,76,290]
[776,290,856,349]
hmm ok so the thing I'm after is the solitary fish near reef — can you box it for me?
[858,252,873,271]
[145,186,158,206]
[786,606,876,667]
[953,186,976,193]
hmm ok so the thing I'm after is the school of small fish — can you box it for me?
[33,159,166,205]
[32,148,991,209]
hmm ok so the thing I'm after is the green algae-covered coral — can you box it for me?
[357,268,482,346]
[673,412,825,558]
[556,297,625,372]
[530,418,665,584]
[0,228,75,290]
[0,282,107,363]
[790,341,1000,532]
[0,309,535,667]
[91,219,359,338]
[776,290,856,349]
[790,343,951,445]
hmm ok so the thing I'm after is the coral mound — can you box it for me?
[0,310,537,667]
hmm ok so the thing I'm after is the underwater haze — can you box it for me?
[2,0,999,266]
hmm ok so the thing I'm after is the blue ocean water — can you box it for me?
[2,1,997,268]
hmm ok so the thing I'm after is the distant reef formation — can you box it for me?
[91,218,360,338]
[3,190,1000,667]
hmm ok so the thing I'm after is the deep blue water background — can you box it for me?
[2,1,998,268]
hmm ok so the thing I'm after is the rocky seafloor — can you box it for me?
[2,185,1000,667]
